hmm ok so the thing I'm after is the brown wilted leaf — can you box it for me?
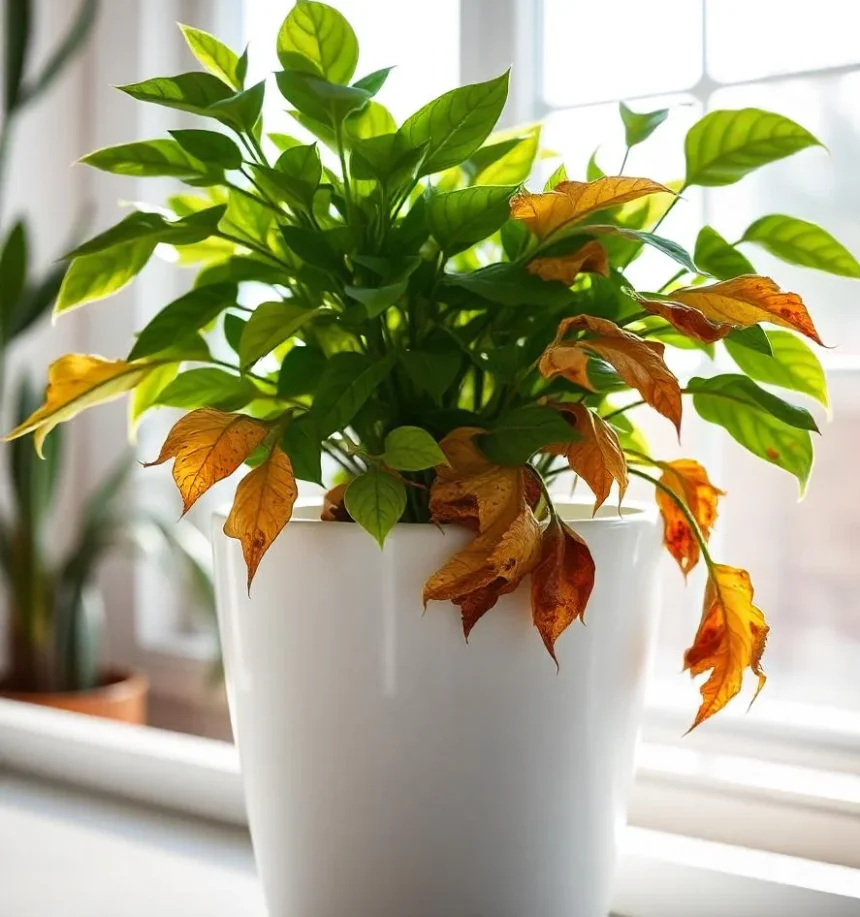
[540,315,682,432]
[656,459,725,576]
[320,482,350,521]
[530,515,596,664]
[659,275,823,345]
[146,408,269,514]
[224,446,298,589]
[510,176,672,240]
[550,403,628,512]
[637,297,734,343]
[4,354,156,456]
[527,240,610,285]
[684,564,769,730]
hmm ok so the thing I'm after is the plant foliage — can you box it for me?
[8,1,853,727]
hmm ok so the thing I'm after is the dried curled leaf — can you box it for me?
[550,403,628,513]
[4,354,155,456]
[531,515,595,664]
[224,446,298,589]
[685,564,769,730]
[510,176,672,240]
[527,240,610,285]
[539,315,682,432]
[654,275,823,345]
[656,459,725,575]
[320,482,350,521]
[638,297,733,344]
[146,408,269,514]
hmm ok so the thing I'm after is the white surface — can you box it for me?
[214,498,663,917]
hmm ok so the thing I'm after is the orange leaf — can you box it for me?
[530,515,595,664]
[527,240,610,285]
[146,408,269,514]
[540,316,682,432]
[684,564,769,730]
[655,275,823,345]
[224,446,298,589]
[320,482,350,521]
[510,176,672,240]
[656,459,725,576]
[552,403,628,512]
[638,297,733,344]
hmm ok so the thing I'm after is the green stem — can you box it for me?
[618,310,652,327]
[226,179,282,216]
[657,268,687,293]
[334,122,355,226]
[210,358,276,389]
[619,146,630,174]
[214,230,291,271]
[602,399,645,421]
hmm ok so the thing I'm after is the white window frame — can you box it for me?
[5,1,857,909]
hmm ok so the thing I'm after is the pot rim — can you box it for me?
[214,494,658,529]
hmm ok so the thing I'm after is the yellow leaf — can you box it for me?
[510,176,672,240]
[684,564,769,730]
[638,297,733,344]
[653,275,823,345]
[4,354,156,457]
[320,482,350,521]
[224,446,298,589]
[527,240,610,285]
[550,403,628,512]
[145,408,269,515]
[530,515,595,664]
[656,459,725,576]
[539,316,682,432]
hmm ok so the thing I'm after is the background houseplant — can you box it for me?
[5,1,850,911]
[0,0,215,722]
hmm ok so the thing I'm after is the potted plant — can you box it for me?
[6,2,848,913]
[0,0,215,724]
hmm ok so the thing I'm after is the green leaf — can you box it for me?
[399,71,510,176]
[275,69,370,127]
[383,426,446,471]
[5,0,30,113]
[19,0,97,106]
[500,218,531,260]
[687,373,818,432]
[479,404,577,466]
[117,72,235,116]
[619,101,669,148]
[344,100,396,141]
[281,414,323,485]
[55,239,157,315]
[313,352,392,436]
[223,313,246,354]
[586,149,604,182]
[156,367,257,411]
[344,466,407,547]
[268,132,303,152]
[129,283,237,361]
[470,126,540,185]
[545,162,568,191]
[727,325,773,356]
[689,374,815,492]
[251,142,322,211]
[277,346,327,398]
[9,262,65,339]
[129,362,179,432]
[169,129,243,169]
[685,108,822,187]
[725,330,828,407]
[585,225,699,274]
[606,410,649,455]
[0,221,28,339]
[179,23,244,90]
[280,224,344,273]
[446,262,576,308]
[353,67,394,96]
[277,0,359,84]
[694,225,755,280]
[426,184,518,251]
[220,190,275,246]
[400,348,462,404]
[645,324,715,358]
[741,214,860,278]
[206,80,265,134]
[344,280,409,318]
[239,301,318,368]
[349,133,426,190]
[80,138,216,180]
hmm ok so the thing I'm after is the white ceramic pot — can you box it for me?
[213,497,662,917]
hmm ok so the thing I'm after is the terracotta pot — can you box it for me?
[0,669,148,724]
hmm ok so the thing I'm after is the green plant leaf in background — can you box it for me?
[206,79,265,134]
[277,345,326,398]
[619,101,669,148]
[239,301,319,368]
[0,221,28,339]
[179,23,245,90]
[312,352,392,435]
[726,325,773,356]
[344,465,407,546]
[684,108,822,187]
[426,184,517,252]
[399,348,462,405]
[688,373,816,492]
[129,362,179,434]
[275,69,370,128]
[277,0,359,84]
[352,66,394,96]
[117,72,235,116]
[383,426,446,471]
[694,225,756,280]
[468,125,541,185]
[398,71,510,177]
[80,138,218,180]
[724,330,828,407]
[281,414,323,485]
[169,129,243,170]
[344,100,396,141]
[4,0,30,113]
[479,404,578,466]
[586,150,604,182]
[740,214,860,277]
[156,367,257,411]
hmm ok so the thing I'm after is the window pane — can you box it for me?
[706,0,860,84]
[541,0,703,107]
[245,0,460,123]
[708,75,860,353]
